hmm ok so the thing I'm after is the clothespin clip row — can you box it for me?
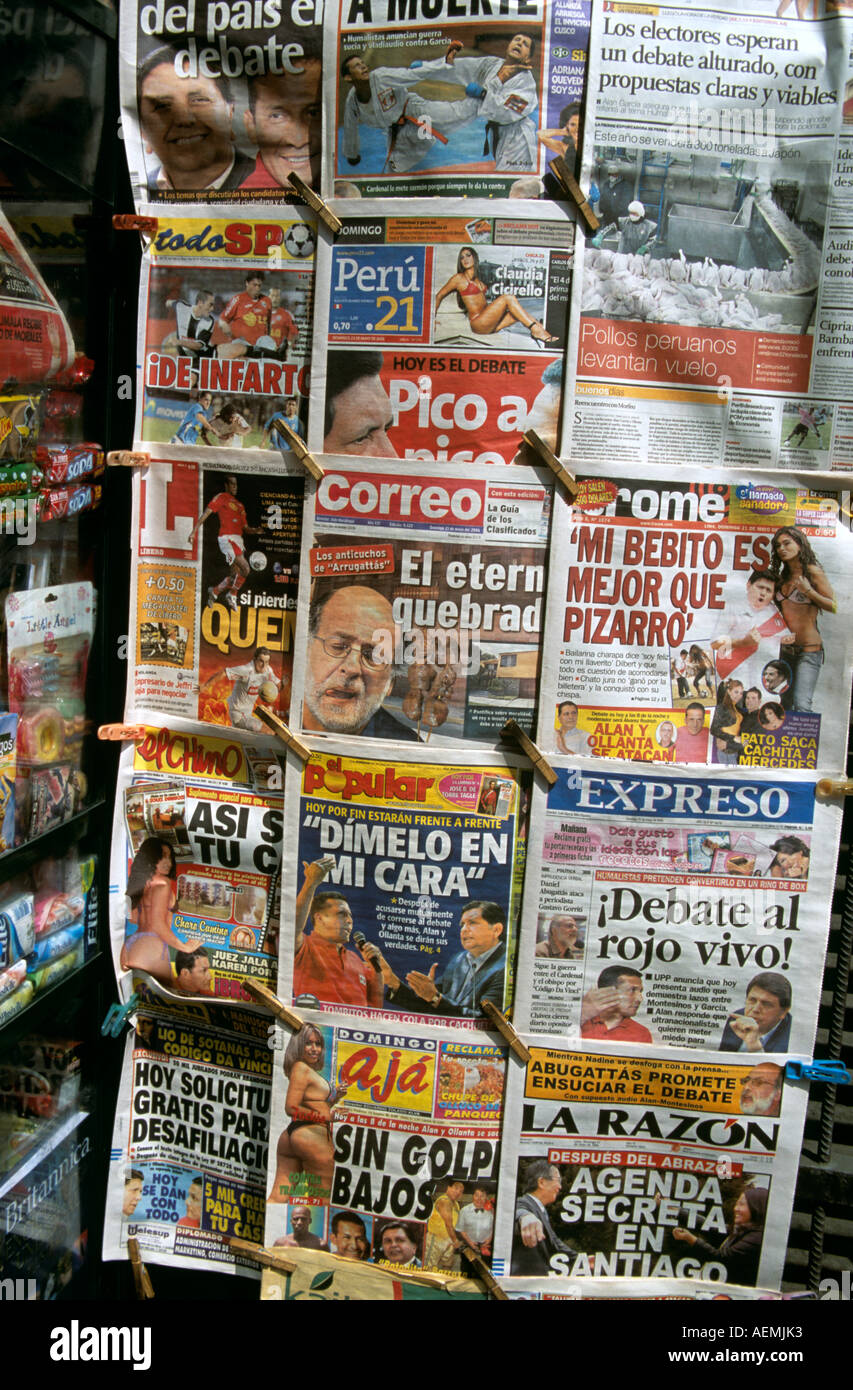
[98,723,146,743]
[273,418,324,480]
[816,776,853,797]
[549,156,600,235]
[255,707,311,763]
[287,173,342,236]
[101,992,140,1037]
[127,1237,155,1299]
[785,1059,851,1084]
[522,430,578,499]
[112,213,159,237]
[242,976,304,1032]
[107,451,148,468]
[481,998,531,1064]
[458,1245,509,1300]
[500,717,558,787]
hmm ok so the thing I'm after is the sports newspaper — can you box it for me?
[119,2,323,207]
[110,726,284,1006]
[127,449,303,734]
[514,757,839,1053]
[309,202,573,464]
[135,209,315,451]
[562,0,853,474]
[291,456,552,746]
[537,461,853,772]
[493,1038,807,1288]
[280,740,527,1029]
[324,0,589,198]
[263,1012,505,1275]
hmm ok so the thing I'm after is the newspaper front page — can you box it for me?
[110,727,284,1006]
[263,1012,505,1275]
[104,1006,272,1275]
[493,1038,807,1288]
[537,461,853,771]
[562,0,853,473]
[280,740,527,1029]
[127,450,303,733]
[514,757,839,1054]
[119,2,323,207]
[498,1276,786,1299]
[323,0,589,198]
[308,202,573,463]
[135,208,315,450]
[290,456,551,747]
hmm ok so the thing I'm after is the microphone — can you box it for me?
[353,931,382,974]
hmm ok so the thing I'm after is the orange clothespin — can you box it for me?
[127,1237,155,1299]
[817,776,853,797]
[481,999,531,1064]
[500,718,558,787]
[272,419,324,480]
[458,1244,510,1300]
[107,451,148,468]
[549,156,600,234]
[287,173,342,235]
[112,214,159,237]
[522,430,578,499]
[98,723,146,743]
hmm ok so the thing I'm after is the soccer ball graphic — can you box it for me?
[258,681,278,703]
[285,223,315,258]
[249,550,267,571]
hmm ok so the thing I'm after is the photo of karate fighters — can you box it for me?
[336,28,542,180]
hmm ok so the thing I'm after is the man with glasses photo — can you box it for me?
[301,584,421,741]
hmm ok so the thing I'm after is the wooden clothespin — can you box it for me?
[98,723,146,742]
[255,707,311,763]
[112,213,159,237]
[273,419,324,480]
[127,1237,155,1299]
[817,776,853,797]
[550,156,600,235]
[500,718,558,787]
[242,976,304,1032]
[107,450,148,468]
[286,173,342,235]
[458,1244,509,1300]
[228,1237,297,1273]
[481,998,531,1064]
[522,430,577,499]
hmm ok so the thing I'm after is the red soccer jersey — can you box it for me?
[270,306,298,347]
[209,492,248,535]
[220,291,271,345]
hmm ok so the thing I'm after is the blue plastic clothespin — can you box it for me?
[785,1058,851,1084]
[101,992,140,1037]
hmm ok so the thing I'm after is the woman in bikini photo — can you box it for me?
[769,525,836,712]
[268,1023,348,1203]
[434,246,560,346]
[121,837,202,984]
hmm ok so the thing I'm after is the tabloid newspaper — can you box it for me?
[537,461,853,771]
[127,449,303,733]
[513,756,839,1053]
[109,726,284,1007]
[492,1038,808,1287]
[561,0,853,474]
[119,1,323,207]
[280,740,527,1029]
[290,456,552,747]
[308,201,574,464]
[135,207,315,450]
[263,1011,505,1276]
[103,1005,272,1275]
[323,0,590,198]
[260,1255,485,1298]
